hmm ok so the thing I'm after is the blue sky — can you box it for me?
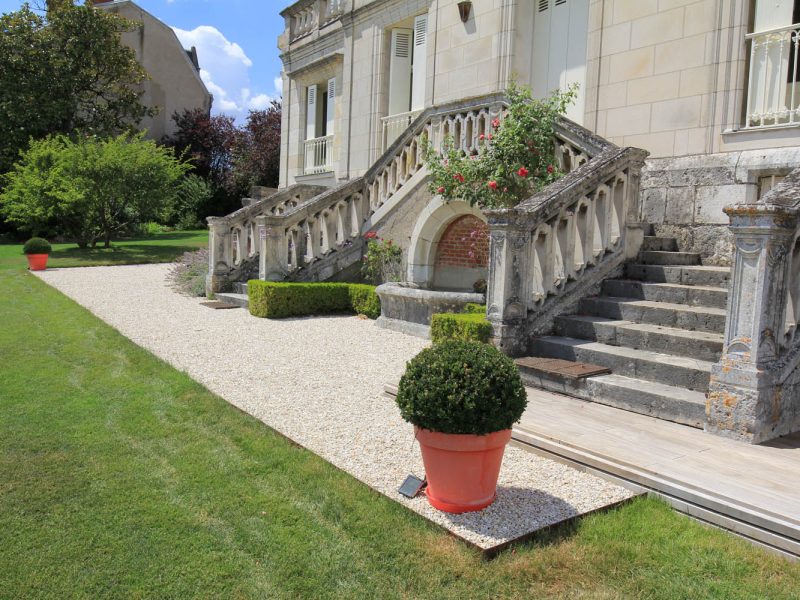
[0,0,286,121]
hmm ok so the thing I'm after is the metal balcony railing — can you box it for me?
[304,135,334,174]
[745,23,800,128]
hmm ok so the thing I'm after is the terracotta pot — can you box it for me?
[415,426,511,513]
[26,254,49,271]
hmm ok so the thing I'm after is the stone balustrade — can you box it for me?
[284,0,346,42]
[708,168,800,443]
[485,125,648,356]
[256,94,508,282]
[206,185,327,293]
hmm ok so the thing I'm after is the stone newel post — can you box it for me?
[255,215,288,281]
[707,204,800,443]
[485,210,530,356]
[206,217,232,295]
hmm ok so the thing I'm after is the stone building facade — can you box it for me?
[95,0,212,140]
[278,0,800,264]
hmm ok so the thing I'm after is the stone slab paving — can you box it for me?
[35,264,636,552]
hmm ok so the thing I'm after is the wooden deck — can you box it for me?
[513,387,800,559]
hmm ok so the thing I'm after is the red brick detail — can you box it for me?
[434,215,489,269]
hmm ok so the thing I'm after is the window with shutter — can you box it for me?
[306,84,317,140]
[388,28,413,116]
[411,14,428,111]
[326,78,336,137]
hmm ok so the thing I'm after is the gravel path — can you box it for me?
[35,264,635,550]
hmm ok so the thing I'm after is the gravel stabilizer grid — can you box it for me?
[35,264,636,552]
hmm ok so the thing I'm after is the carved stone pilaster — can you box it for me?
[205,217,232,295]
[485,210,530,356]
[255,215,288,282]
[707,204,800,443]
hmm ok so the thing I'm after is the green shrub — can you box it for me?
[463,303,487,315]
[348,284,381,319]
[168,249,208,297]
[22,237,51,255]
[396,341,527,435]
[248,281,380,319]
[430,312,492,345]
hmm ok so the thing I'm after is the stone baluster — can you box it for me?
[707,203,800,443]
[206,217,233,294]
[485,211,530,356]
[255,215,288,282]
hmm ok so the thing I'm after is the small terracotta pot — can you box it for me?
[415,426,511,513]
[26,254,49,271]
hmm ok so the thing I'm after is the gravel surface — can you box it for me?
[36,264,635,550]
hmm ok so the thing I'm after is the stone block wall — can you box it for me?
[639,147,800,265]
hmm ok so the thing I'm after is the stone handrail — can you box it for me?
[707,167,800,443]
[485,124,648,356]
[206,184,327,292]
[256,94,508,281]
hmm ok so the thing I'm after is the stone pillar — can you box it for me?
[707,204,800,443]
[255,216,288,282]
[485,210,530,356]
[205,217,232,295]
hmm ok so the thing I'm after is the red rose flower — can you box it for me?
[517,166,529,178]
[437,186,445,194]
[364,231,378,239]
[492,118,500,128]
[479,134,485,141]
[488,133,493,140]
[547,164,555,174]
[454,173,465,183]
[488,181,498,191]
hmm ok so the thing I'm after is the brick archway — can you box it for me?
[433,215,489,290]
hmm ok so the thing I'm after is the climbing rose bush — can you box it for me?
[425,83,576,209]
[361,234,402,285]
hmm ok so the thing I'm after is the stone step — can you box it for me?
[233,282,249,295]
[641,236,678,252]
[214,292,249,309]
[578,296,726,334]
[601,279,728,309]
[515,364,706,428]
[625,264,731,288]
[530,336,714,392]
[638,250,702,266]
[554,315,724,362]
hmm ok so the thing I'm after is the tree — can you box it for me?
[0,2,152,173]
[232,101,282,192]
[0,134,191,247]
[164,102,282,219]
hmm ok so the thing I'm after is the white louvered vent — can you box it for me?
[327,78,335,98]
[539,0,549,12]
[394,32,411,58]
[414,15,427,45]
[308,86,316,104]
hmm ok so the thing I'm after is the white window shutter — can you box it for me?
[411,14,428,112]
[306,84,318,140]
[388,28,413,116]
[326,78,336,137]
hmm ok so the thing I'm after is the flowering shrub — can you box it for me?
[425,83,576,209]
[361,233,402,285]
[168,248,209,297]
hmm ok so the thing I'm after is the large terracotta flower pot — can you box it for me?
[26,254,49,271]
[415,426,511,513]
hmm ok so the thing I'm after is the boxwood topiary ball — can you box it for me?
[396,340,527,435]
[22,237,52,255]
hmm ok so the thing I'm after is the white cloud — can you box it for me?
[172,25,280,121]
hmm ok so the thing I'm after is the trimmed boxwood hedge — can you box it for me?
[22,237,52,255]
[396,340,527,435]
[248,281,381,319]
[462,303,487,315]
[430,312,492,345]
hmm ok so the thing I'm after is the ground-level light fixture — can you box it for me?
[458,1,472,23]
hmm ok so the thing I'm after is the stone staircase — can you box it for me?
[516,234,731,428]
[215,282,249,308]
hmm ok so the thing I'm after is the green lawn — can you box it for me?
[0,230,207,270]
[1,252,799,598]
